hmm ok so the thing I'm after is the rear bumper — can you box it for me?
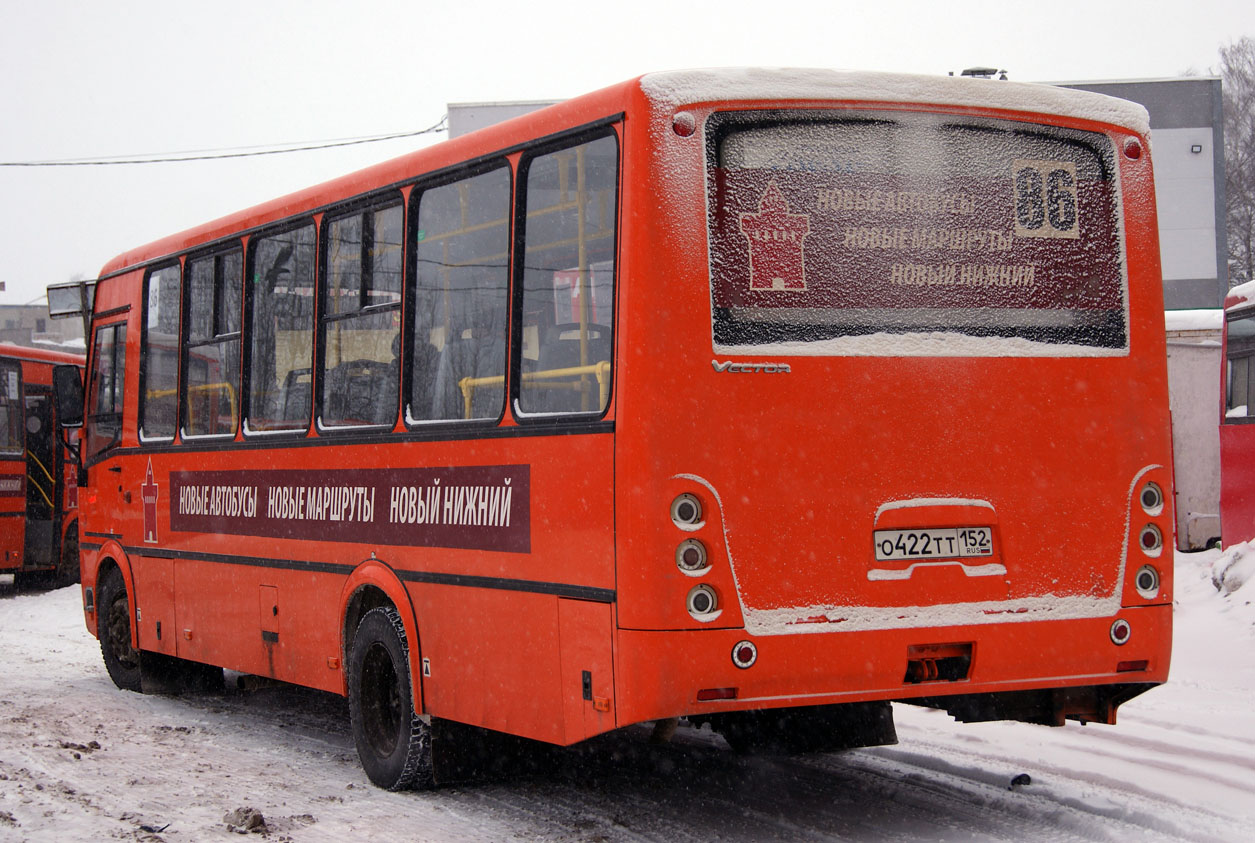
[613,603,1170,726]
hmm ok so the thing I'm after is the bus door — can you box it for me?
[22,391,57,567]
[0,361,25,573]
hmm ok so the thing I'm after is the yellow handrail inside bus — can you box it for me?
[458,361,611,419]
[25,471,52,508]
[147,382,238,430]
[27,450,54,486]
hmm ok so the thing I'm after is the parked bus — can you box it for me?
[53,69,1173,789]
[0,343,85,588]
[1219,281,1255,545]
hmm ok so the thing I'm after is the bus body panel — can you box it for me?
[612,83,1171,720]
[69,71,1172,776]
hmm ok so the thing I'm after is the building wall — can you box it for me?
[0,304,84,350]
[1060,78,1227,309]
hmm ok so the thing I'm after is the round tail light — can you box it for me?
[731,640,758,669]
[1139,524,1163,557]
[1139,482,1164,516]
[1135,564,1160,599]
[676,539,709,574]
[671,494,703,530]
[686,584,719,620]
[1110,618,1132,645]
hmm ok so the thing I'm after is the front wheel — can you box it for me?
[97,567,141,692]
[347,606,434,790]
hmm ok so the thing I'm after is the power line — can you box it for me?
[0,119,447,167]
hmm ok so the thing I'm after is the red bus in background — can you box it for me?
[55,69,1172,789]
[1219,281,1255,545]
[0,343,85,588]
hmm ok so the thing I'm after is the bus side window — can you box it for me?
[86,323,126,458]
[409,165,510,423]
[0,361,22,456]
[247,224,315,433]
[185,247,242,437]
[140,264,180,440]
[320,201,402,428]
[517,133,618,416]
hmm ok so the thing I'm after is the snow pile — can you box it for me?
[1210,539,1255,598]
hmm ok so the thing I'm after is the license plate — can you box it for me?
[873,527,993,561]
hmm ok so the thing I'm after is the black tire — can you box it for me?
[54,525,80,588]
[347,606,433,790]
[97,567,141,692]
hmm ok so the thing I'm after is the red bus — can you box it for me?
[1220,281,1255,545]
[55,69,1173,789]
[0,343,85,588]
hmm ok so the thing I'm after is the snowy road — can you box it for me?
[2,550,1252,842]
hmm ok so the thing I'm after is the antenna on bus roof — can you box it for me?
[957,67,1009,80]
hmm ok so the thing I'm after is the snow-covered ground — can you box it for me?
[2,547,1253,842]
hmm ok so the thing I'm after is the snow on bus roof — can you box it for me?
[1226,279,1255,311]
[639,68,1150,135]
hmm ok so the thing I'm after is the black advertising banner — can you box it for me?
[167,464,530,553]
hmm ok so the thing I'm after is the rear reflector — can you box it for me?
[697,687,738,701]
[1117,659,1149,673]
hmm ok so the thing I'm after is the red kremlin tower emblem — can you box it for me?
[739,181,810,291]
[141,458,159,544]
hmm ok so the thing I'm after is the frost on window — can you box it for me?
[707,111,1126,356]
[248,224,315,432]
[1226,310,1255,421]
[409,166,509,423]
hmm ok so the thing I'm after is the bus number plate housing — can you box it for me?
[874,527,993,561]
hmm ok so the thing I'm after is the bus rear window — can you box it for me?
[706,111,1127,356]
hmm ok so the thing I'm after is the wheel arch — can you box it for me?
[338,559,424,711]
[87,541,134,645]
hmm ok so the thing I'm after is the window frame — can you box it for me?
[85,321,127,460]
[139,261,182,443]
[510,127,621,423]
[316,191,405,432]
[404,159,514,429]
[182,242,243,439]
[242,219,318,438]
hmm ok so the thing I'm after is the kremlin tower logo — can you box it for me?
[739,181,810,291]
[141,459,159,543]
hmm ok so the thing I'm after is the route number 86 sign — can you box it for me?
[1013,159,1079,239]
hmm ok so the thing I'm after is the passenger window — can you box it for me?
[246,224,315,433]
[140,264,180,440]
[517,133,617,415]
[320,200,402,427]
[185,247,242,437]
[0,361,22,456]
[87,323,126,458]
[409,166,510,423]
[1227,310,1255,421]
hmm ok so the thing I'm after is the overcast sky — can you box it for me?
[1,0,1250,306]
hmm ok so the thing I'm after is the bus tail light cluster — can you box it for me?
[1127,475,1170,604]
[670,492,727,624]
[1110,618,1132,645]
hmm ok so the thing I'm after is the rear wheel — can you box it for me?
[97,567,141,692]
[348,606,433,790]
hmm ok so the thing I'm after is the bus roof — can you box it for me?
[96,68,1151,282]
[0,342,85,366]
[639,68,1150,136]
